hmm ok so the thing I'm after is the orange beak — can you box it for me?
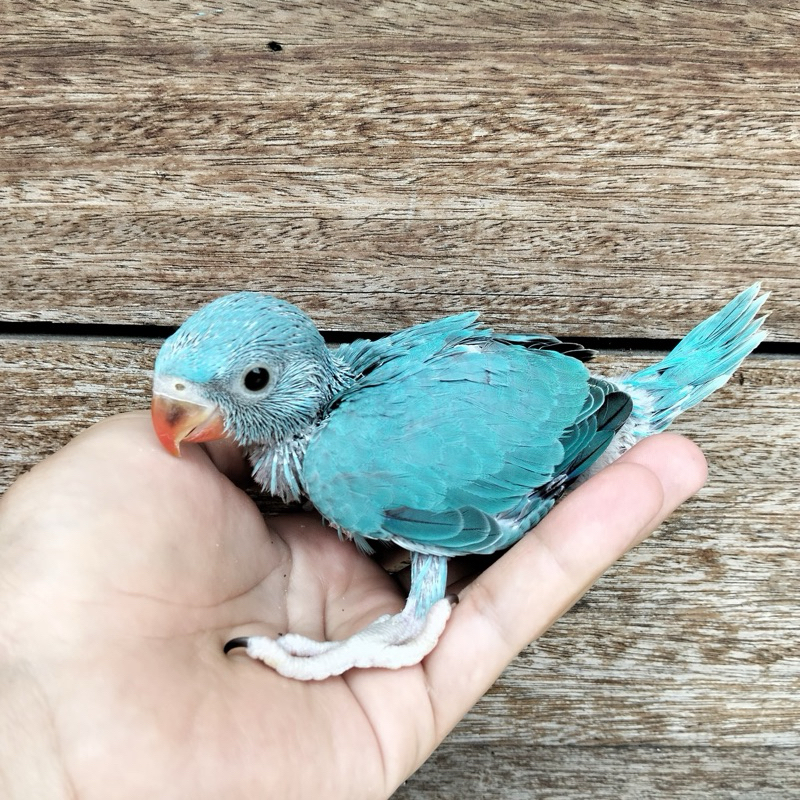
[151,394,227,457]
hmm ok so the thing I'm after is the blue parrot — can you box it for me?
[151,284,768,680]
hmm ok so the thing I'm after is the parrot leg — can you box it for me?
[226,553,453,680]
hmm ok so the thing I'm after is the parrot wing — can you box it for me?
[304,320,630,557]
[335,314,595,383]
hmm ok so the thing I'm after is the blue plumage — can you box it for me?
[620,283,769,434]
[305,326,595,556]
[152,284,768,679]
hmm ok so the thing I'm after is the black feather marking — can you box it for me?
[546,384,633,489]
[493,333,596,362]
[596,391,634,431]
[533,340,597,362]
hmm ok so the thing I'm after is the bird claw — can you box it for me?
[227,598,454,680]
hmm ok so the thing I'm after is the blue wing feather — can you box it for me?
[303,315,630,557]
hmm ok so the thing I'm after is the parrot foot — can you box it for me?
[226,597,454,680]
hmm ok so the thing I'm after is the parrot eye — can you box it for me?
[243,366,271,393]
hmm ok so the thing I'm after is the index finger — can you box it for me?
[424,433,707,739]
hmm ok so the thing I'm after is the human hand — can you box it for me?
[0,412,706,800]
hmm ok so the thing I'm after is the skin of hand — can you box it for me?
[0,412,707,800]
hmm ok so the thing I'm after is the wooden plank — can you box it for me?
[1,337,797,756]
[394,745,800,799]
[3,1,800,47]
[0,211,796,336]
[2,2,799,335]
[2,339,795,494]
[0,336,158,491]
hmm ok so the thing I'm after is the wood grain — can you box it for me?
[1,210,797,336]
[1,1,799,335]
[395,745,800,799]
[2,2,799,796]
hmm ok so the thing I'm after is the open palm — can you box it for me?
[0,412,706,800]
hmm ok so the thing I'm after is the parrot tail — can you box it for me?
[618,282,769,438]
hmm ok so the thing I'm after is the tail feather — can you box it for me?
[619,283,769,436]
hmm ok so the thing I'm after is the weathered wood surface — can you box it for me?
[1,2,799,336]
[1,339,798,796]
[396,746,800,800]
[1,1,799,797]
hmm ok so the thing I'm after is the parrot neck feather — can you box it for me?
[245,359,355,504]
[248,436,309,503]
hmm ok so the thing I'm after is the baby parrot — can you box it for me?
[151,284,768,680]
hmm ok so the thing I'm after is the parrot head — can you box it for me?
[151,292,339,456]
